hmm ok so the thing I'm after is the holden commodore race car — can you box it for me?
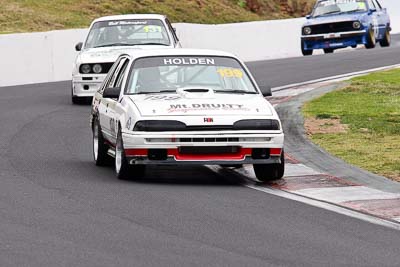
[301,0,391,55]
[72,14,181,104]
[90,49,284,182]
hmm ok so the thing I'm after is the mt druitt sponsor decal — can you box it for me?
[167,103,249,113]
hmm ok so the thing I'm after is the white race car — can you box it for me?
[90,49,284,182]
[72,14,180,104]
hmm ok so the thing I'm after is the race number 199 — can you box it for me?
[217,68,243,78]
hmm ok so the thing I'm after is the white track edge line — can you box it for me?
[246,184,400,231]
[207,166,400,230]
[271,63,400,92]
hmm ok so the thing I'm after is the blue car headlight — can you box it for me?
[353,21,361,30]
[303,27,312,35]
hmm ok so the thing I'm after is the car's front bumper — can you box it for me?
[301,29,367,50]
[126,155,282,165]
[72,74,105,97]
[122,131,284,165]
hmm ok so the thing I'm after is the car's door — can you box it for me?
[373,0,389,37]
[367,0,381,39]
[106,58,131,144]
[100,57,130,144]
[92,60,119,119]
[98,57,126,142]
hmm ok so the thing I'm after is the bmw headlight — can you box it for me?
[303,27,312,35]
[353,21,361,30]
[93,64,103,74]
[80,64,91,74]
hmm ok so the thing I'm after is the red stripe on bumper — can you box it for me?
[270,148,282,156]
[125,149,148,156]
[167,148,252,161]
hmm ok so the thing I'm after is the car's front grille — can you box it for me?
[178,146,240,155]
[179,137,239,143]
[310,21,356,34]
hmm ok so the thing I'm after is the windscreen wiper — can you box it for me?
[135,90,176,95]
[139,43,170,46]
[214,90,257,94]
[94,43,138,48]
[342,9,366,14]
[313,10,341,18]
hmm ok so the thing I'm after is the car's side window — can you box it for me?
[114,60,130,89]
[166,18,179,44]
[373,0,382,10]
[107,58,127,89]
[99,58,122,94]
[367,0,376,10]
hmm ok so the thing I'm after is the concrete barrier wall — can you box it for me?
[0,0,399,87]
[0,18,306,87]
[176,18,305,62]
[0,29,88,87]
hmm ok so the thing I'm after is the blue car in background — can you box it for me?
[301,0,391,56]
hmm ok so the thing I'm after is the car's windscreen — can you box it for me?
[85,19,171,49]
[312,0,368,17]
[125,56,258,95]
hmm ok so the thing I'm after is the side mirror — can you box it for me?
[369,8,377,14]
[306,14,311,19]
[260,86,272,97]
[75,42,83,51]
[103,87,121,99]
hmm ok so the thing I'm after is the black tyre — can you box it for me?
[380,27,391,47]
[323,48,334,54]
[253,152,285,182]
[93,119,111,166]
[71,85,81,104]
[301,42,313,56]
[115,128,145,180]
[365,27,376,49]
[72,96,79,104]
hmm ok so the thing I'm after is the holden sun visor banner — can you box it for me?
[134,56,243,68]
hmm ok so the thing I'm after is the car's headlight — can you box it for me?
[133,120,187,132]
[303,27,312,35]
[353,21,361,30]
[93,64,103,74]
[234,119,280,131]
[80,64,91,74]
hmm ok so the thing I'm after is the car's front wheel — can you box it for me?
[301,42,313,56]
[93,119,111,166]
[323,48,334,54]
[253,152,285,182]
[365,27,376,49]
[115,128,145,180]
[380,27,391,47]
[71,89,80,105]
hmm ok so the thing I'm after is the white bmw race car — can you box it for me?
[90,49,284,182]
[72,14,180,104]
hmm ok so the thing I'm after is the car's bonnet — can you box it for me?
[304,12,368,26]
[127,93,275,117]
[78,46,174,64]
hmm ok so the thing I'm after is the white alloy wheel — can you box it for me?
[93,123,99,161]
[115,134,123,175]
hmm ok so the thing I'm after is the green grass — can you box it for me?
[0,0,314,34]
[303,69,400,181]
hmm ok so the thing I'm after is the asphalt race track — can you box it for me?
[1,37,400,266]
